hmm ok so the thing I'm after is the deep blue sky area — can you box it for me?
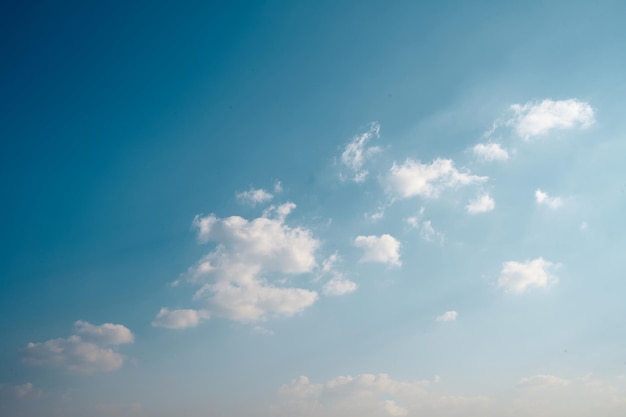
[2,1,626,416]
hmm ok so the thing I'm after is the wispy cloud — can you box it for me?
[340,122,381,183]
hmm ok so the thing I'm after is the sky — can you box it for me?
[1,1,626,416]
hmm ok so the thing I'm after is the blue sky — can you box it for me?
[2,1,626,416]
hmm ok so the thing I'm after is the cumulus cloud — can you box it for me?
[387,158,487,199]
[510,99,595,140]
[535,189,563,209]
[22,321,133,374]
[184,203,320,322]
[151,308,210,329]
[74,321,134,345]
[236,187,274,205]
[466,193,495,214]
[340,122,381,183]
[419,220,445,245]
[473,143,509,161]
[436,311,458,322]
[498,258,558,293]
[354,234,401,266]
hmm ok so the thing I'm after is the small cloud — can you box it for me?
[535,189,563,209]
[498,257,559,293]
[354,234,401,266]
[580,221,589,231]
[466,193,495,214]
[420,220,445,245]
[252,326,275,336]
[383,399,409,416]
[387,158,487,199]
[152,308,210,329]
[365,205,386,222]
[273,180,283,193]
[236,187,274,205]
[436,311,458,322]
[510,99,595,140]
[22,321,134,375]
[473,143,509,161]
[323,276,358,296]
[340,122,381,183]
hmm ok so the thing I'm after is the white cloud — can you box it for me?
[473,143,509,161]
[322,276,358,296]
[535,189,563,209]
[74,321,134,345]
[498,257,558,293]
[236,187,274,205]
[151,308,210,329]
[387,158,487,199]
[436,311,458,322]
[185,203,320,322]
[354,234,401,266]
[274,180,283,193]
[340,122,381,183]
[466,193,495,214]
[22,321,133,374]
[510,99,595,139]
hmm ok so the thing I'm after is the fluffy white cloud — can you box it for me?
[383,400,408,416]
[184,203,320,322]
[236,187,274,205]
[466,193,495,214]
[74,321,134,345]
[436,311,458,322]
[322,276,358,296]
[535,189,563,209]
[354,234,401,266]
[151,308,210,329]
[340,122,381,183]
[23,321,133,374]
[473,143,509,161]
[387,158,487,199]
[498,258,558,293]
[510,99,595,139]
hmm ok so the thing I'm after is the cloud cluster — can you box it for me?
[273,373,626,417]
[22,321,134,374]
[498,258,558,293]
[273,373,490,417]
[173,203,320,322]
